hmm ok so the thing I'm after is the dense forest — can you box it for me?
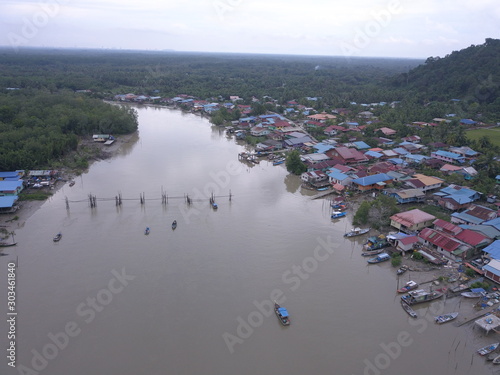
[389,38,500,120]
[0,48,422,104]
[0,39,499,172]
[0,91,137,170]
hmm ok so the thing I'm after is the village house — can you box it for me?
[451,204,498,225]
[378,127,397,137]
[431,150,465,164]
[327,170,352,187]
[0,195,19,213]
[326,147,368,165]
[301,171,329,187]
[390,209,436,233]
[0,180,23,196]
[433,185,481,211]
[385,188,425,204]
[418,227,472,261]
[404,174,444,192]
[307,113,337,123]
[351,173,392,192]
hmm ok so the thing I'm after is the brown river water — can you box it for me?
[0,105,498,375]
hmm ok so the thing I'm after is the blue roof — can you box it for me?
[239,116,256,122]
[353,141,370,149]
[483,241,500,259]
[365,151,383,158]
[392,147,409,155]
[0,196,18,209]
[0,180,23,191]
[0,171,20,179]
[483,263,500,277]
[387,158,405,165]
[434,150,464,160]
[451,211,485,225]
[352,173,392,186]
[327,171,349,181]
[346,122,359,126]
[483,217,500,230]
[460,119,477,125]
[313,142,336,154]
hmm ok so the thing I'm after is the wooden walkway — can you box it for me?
[454,305,498,327]
[310,189,336,200]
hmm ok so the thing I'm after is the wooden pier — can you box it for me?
[310,189,336,200]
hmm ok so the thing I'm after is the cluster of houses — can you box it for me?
[0,170,60,213]
[384,206,500,284]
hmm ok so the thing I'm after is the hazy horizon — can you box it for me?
[1,0,498,59]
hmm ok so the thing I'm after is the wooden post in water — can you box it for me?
[65,196,69,209]
[229,190,232,202]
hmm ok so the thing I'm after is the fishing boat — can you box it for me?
[493,355,500,365]
[332,203,347,211]
[477,342,500,356]
[144,227,150,235]
[171,221,177,230]
[274,301,290,326]
[273,158,285,166]
[344,227,370,237]
[212,202,218,209]
[397,280,419,293]
[53,233,62,242]
[361,249,385,257]
[69,180,75,187]
[401,301,417,318]
[435,312,459,324]
[331,211,346,219]
[401,289,444,305]
[367,252,390,264]
[397,265,409,275]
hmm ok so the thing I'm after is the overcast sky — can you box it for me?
[1,0,499,58]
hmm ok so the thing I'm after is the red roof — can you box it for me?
[419,228,461,253]
[391,209,436,227]
[432,219,463,235]
[455,229,487,247]
[399,235,419,245]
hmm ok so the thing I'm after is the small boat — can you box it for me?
[398,280,419,293]
[332,203,347,211]
[331,211,346,219]
[144,227,150,235]
[361,249,385,257]
[461,291,485,298]
[477,342,500,356]
[53,233,62,242]
[273,158,285,166]
[367,252,390,264]
[212,202,218,209]
[0,242,17,247]
[317,187,329,191]
[401,290,444,305]
[274,301,290,326]
[401,301,417,318]
[435,312,458,324]
[171,221,177,230]
[493,355,500,365]
[487,351,499,361]
[397,265,409,275]
[69,180,75,187]
[344,227,370,237]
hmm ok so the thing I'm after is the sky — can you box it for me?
[0,0,499,58]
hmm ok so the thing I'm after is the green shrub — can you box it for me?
[465,268,476,277]
[391,256,402,267]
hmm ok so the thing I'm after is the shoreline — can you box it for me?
[0,132,137,234]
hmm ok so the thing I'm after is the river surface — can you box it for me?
[0,105,497,375]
